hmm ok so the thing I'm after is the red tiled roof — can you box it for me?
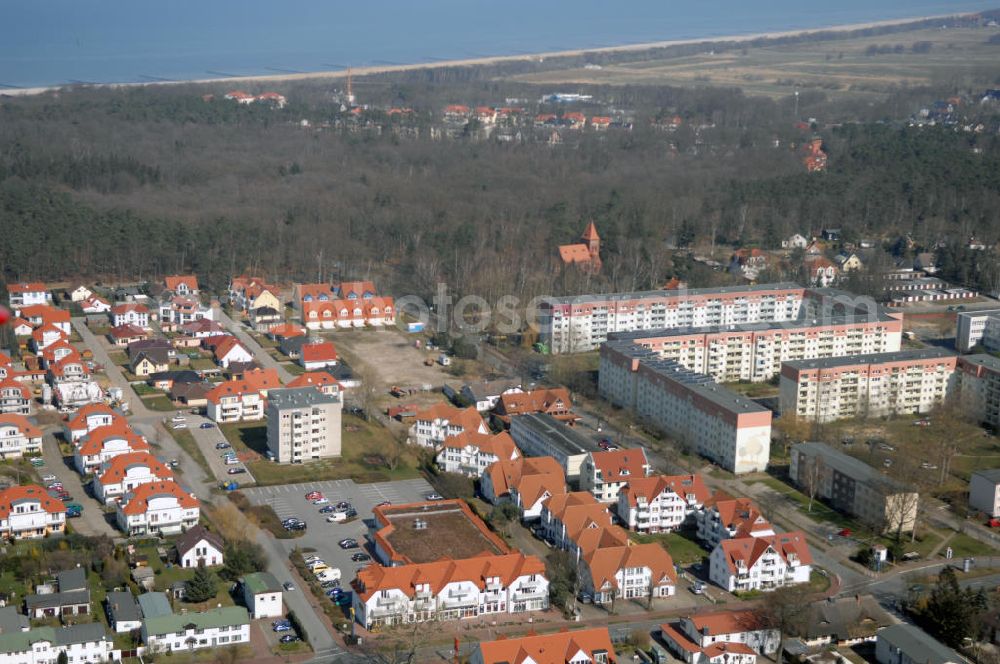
[0,378,30,400]
[476,627,616,664]
[97,451,172,485]
[414,403,486,432]
[7,282,47,294]
[213,336,249,360]
[301,341,338,363]
[688,609,766,635]
[0,413,42,438]
[0,484,66,518]
[206,368,281,403]
[111,303,149,315]
[558,243,593,264]
[77,424,149,457]
[20,305,70,324]
[109,324,147,340]
[119,480,198,515]
[583,542,676,592]
[440,430,519,459]
[587,448,650,484]
[32,324,67,343]
[719,532,812,574]
[268,323,306,339]
[67,403,118,430]
[287,372,340,391]
[620,474,710,507]
[485,456,566,507]
[164,275,198,291]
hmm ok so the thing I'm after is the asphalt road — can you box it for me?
[39,430,117,538]
[214,307,295,383]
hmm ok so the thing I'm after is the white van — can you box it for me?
[326,512,348,523]
[316,568,341,582]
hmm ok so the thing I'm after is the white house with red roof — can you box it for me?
[40,340,76,368]
[481,456,567,520]
[115,480,200,536]
[351,553,548,630]
[407,403,488,448]
[615,474,710,533]
[579,448,652,503]
[472,627,616,664]
[159,295,213,326]
[7,282,50,311]
[19,304,71,335]
[93,452,174,504]
[0,378,32,416]
[0,414,43,458]
[31,324,68,354]
[47,354,89,386]
[73,423,150,475]
[299,341,339,370]
[64,403,122,442]
[111,302,150,328]
[579,542,677,605]
[109,323,148,347]
[70,285,93,302]
[0,484,67,540]
[287,372,340,396]
[659,609,780,664]
[205,369,281,423]
[212,337,254,369]
[709,532,812,593]
[164,274,199,296]
[225,90,255,104]
[435,430,520,477]
[11,317,33,337]
[81,294,112,313]
[696,495,774,549]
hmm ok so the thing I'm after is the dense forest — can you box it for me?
[1,36,999,304]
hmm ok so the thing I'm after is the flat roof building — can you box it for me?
[509,413,599,480]
[266,386,342,463]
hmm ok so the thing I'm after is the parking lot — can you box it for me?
[242,477,435,587]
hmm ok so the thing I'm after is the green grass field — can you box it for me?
[630,529,707,565]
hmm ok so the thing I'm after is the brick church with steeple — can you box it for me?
[557,221,602,273]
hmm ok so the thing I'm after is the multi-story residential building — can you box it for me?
[31,324,68,354]
[695,496,774,549]
[158,295,213,326]
[956,309,1000,353]
[73,423,150,474]
[435,430,519,477]
[7,282,51,312]
[969,469,1000,518]
[351,553,548,630]
[472,627,616,664]
[110,303,150,328]
[93,452,174,504]
[541,283,806,354]
[0,623,118,664]
[19,304,71,335]
[481,455,567,520]
[0,414,43,459]
[205,369,283,423]
[491,387,576,427]
[265,386,343,463]
[509,413,600,480]
[539,492,618,553]
[0,485,67,541]
[789,443,918,533]
[605,311,903,384]
[579,542,676,605]
[0,379,32,416]
[579,448,652,503]
[659,609,780,664]
[142,606,250,653]
[615,474,710,533]
[115,481,199,536]
[780,349,958,423]
[709,532,812,593]
[64,403,123,442]
[163,275,199,296]
[301,297,396,329]
[407,403,488,448]
[956,354,1000,429]
[599,344,771,474]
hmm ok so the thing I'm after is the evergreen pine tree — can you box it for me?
[185,562,217,603]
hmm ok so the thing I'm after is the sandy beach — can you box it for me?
[1,12,977,97]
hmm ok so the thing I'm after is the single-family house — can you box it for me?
[211,337,254,369]
[115,480,200,537]
[481,455,567,520]
[111,303,150,329]
[834,252,863,272]
[0,485,67,541]
[782,234,809,249]
[109,324,148,347]
[25,569,90,619]
[105,591,142,633]
[241,572,283,619]
[7,283,50,312]
[0,414,43,459]
[248,306,282,332]
[164,275,199,296]
[299,341,339,370]
[130,348,171,377]
[175,525,225,568]
[70,286,93,302]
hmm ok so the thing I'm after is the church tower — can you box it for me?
[581,221,601,261]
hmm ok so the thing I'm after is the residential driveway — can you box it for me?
[214,308,294,383]
[244,478,434,584]
[40,429,117,538]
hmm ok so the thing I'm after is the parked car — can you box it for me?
[225,457,239,465]
[691,582,705,595]
[333,593,352,607]
[316,568,341,582]
[227,467,246,475]
[215,442,231,450]
[272,623,292,633]
[279,635,299,644]
[30,458,45,467]
[171,415,186,423]
[320,580,340,589]
[351,552,371,563]
[313,497,329,505]
[335,501,351,510]
[319,505,337,514]
[172,422,187,429]
[167,459,180,468]
[338,538,359,549]
[327,512,347,523]
[199,422,215,429]
[305,491,323,500]
[41,474,57,483]
[838,528,852,537]
[281,581,295,592]
[424,492,443,501]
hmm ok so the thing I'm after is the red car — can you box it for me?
[987,519,1000,528]
[305,491,323,501]
[837,528,852,537]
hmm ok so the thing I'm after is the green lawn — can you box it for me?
[282,362,305,375]
[946,532,998,558]
[241,414,423,486]
[189,358,217,371]
[133,544,235,607]
[142,395,177,411]
[131,382,159,396]
[630,530,707,565]
[752,476,862,531]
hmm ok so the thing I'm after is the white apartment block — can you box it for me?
[541,283,805,354]
[435,430,520,477]
[969,469,1000,518]
[0,414,42,459]
[206,388,265,423]
[957,309,1000,353]
[957,354,1000,429]
[265,387,343,463]
[93,452,174,505]
[578,542,677,605]
[142,607,250,653]
[615,474,710,533]
[0,379,32,415]
[695,497,774,549]
[660,609,780,664]
[579,448,652,503]
[351,554,549,630]
[115,481,199,537]
[615,312,903,384]
[790,443,918,533]
[0,485,67,541]
[709,532,812,593]
[780,349,958,423]
[407,404,488,448]
[599,344,771,474]
[7,282,50,311]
